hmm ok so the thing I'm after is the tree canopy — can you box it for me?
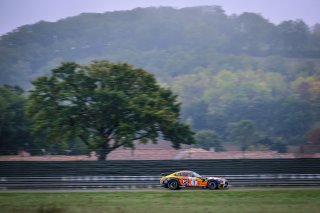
[0,85,32,154]
[26,60,195,160]
[195,130,223,151]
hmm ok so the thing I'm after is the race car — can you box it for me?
[160,170,228,190]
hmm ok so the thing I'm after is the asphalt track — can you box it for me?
[2,187,320,193]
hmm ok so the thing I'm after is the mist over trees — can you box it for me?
[1,6,320,153]
[1,6,320,87]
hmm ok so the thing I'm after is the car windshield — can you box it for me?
[192,172,202,178]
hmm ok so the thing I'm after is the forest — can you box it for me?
[1,6,320,154]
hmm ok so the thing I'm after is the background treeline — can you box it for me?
[1,6,320,154]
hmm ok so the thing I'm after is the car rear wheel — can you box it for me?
[207,181,218,190]
[168,180,180,190]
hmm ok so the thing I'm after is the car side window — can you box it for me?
[174,173,181,176]
[181,172,189,177]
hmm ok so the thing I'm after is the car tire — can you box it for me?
[168,180,180,190]
[207,181,218,190]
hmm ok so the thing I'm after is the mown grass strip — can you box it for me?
[0,190,319,213]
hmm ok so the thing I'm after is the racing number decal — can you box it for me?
[182,179,188,186]
[189,177,197,186]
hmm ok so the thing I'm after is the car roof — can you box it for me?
[175,170,193,173]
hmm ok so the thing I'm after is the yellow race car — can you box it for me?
[160,170,228,190]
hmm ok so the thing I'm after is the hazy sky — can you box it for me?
[1,0,320,36]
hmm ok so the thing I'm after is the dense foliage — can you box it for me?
[1,6,320,152]
[0,85,33,154]
[175,69,320,150]
[26,60,194,160]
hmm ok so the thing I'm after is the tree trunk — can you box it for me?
[97,150,106,161]
[97,149,110,161]
[96,137,112,161]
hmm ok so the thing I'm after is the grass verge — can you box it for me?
[0,189,319,213]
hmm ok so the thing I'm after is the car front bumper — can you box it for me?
[218,181,229,189]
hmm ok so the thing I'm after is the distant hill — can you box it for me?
[0,6,319,87]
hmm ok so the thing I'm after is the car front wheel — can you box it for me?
[207,181,218,190]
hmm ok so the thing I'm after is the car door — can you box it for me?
[189,172,207,187]
[187,172,199,187]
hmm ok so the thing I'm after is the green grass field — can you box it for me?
[1,190,319,213]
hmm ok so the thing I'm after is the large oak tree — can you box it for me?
[26,60,194,160]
